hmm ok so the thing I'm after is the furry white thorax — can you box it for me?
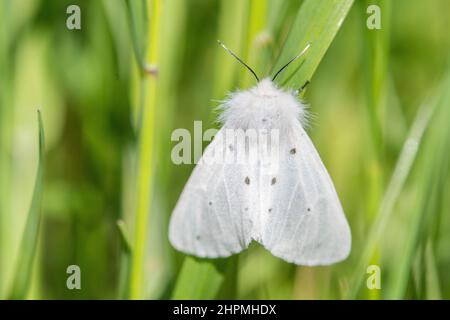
[218,78,307,135]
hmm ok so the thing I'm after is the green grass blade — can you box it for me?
[212,0,250,98]
[271,0,354,88]
[117,219,132,254]
[129,0,159,299]
[424,240,441,299]
[346,64,450,299]
[363,0,391,232]
[386,70,450,298]
[364,0,390,155]
[347,93,436,299]
[149,0,187,299]
[124,0,148,70]
[8,110,45,299]
[117,220,132,299]
[0,0,13,295]
[240,0,268,87]
[171,257,227,300]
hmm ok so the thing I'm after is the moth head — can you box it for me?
[252,78,282,98]
[219,79,306,132]
[216,41,310,130]
[246,78,302,111]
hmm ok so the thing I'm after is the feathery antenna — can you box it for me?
[217,40,259,82]
[272,43,311,81]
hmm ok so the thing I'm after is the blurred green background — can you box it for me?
[1,0,450,299]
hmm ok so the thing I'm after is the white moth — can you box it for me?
[169,43,351,266]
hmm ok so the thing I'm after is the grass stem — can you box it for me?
[129,0,161,299]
